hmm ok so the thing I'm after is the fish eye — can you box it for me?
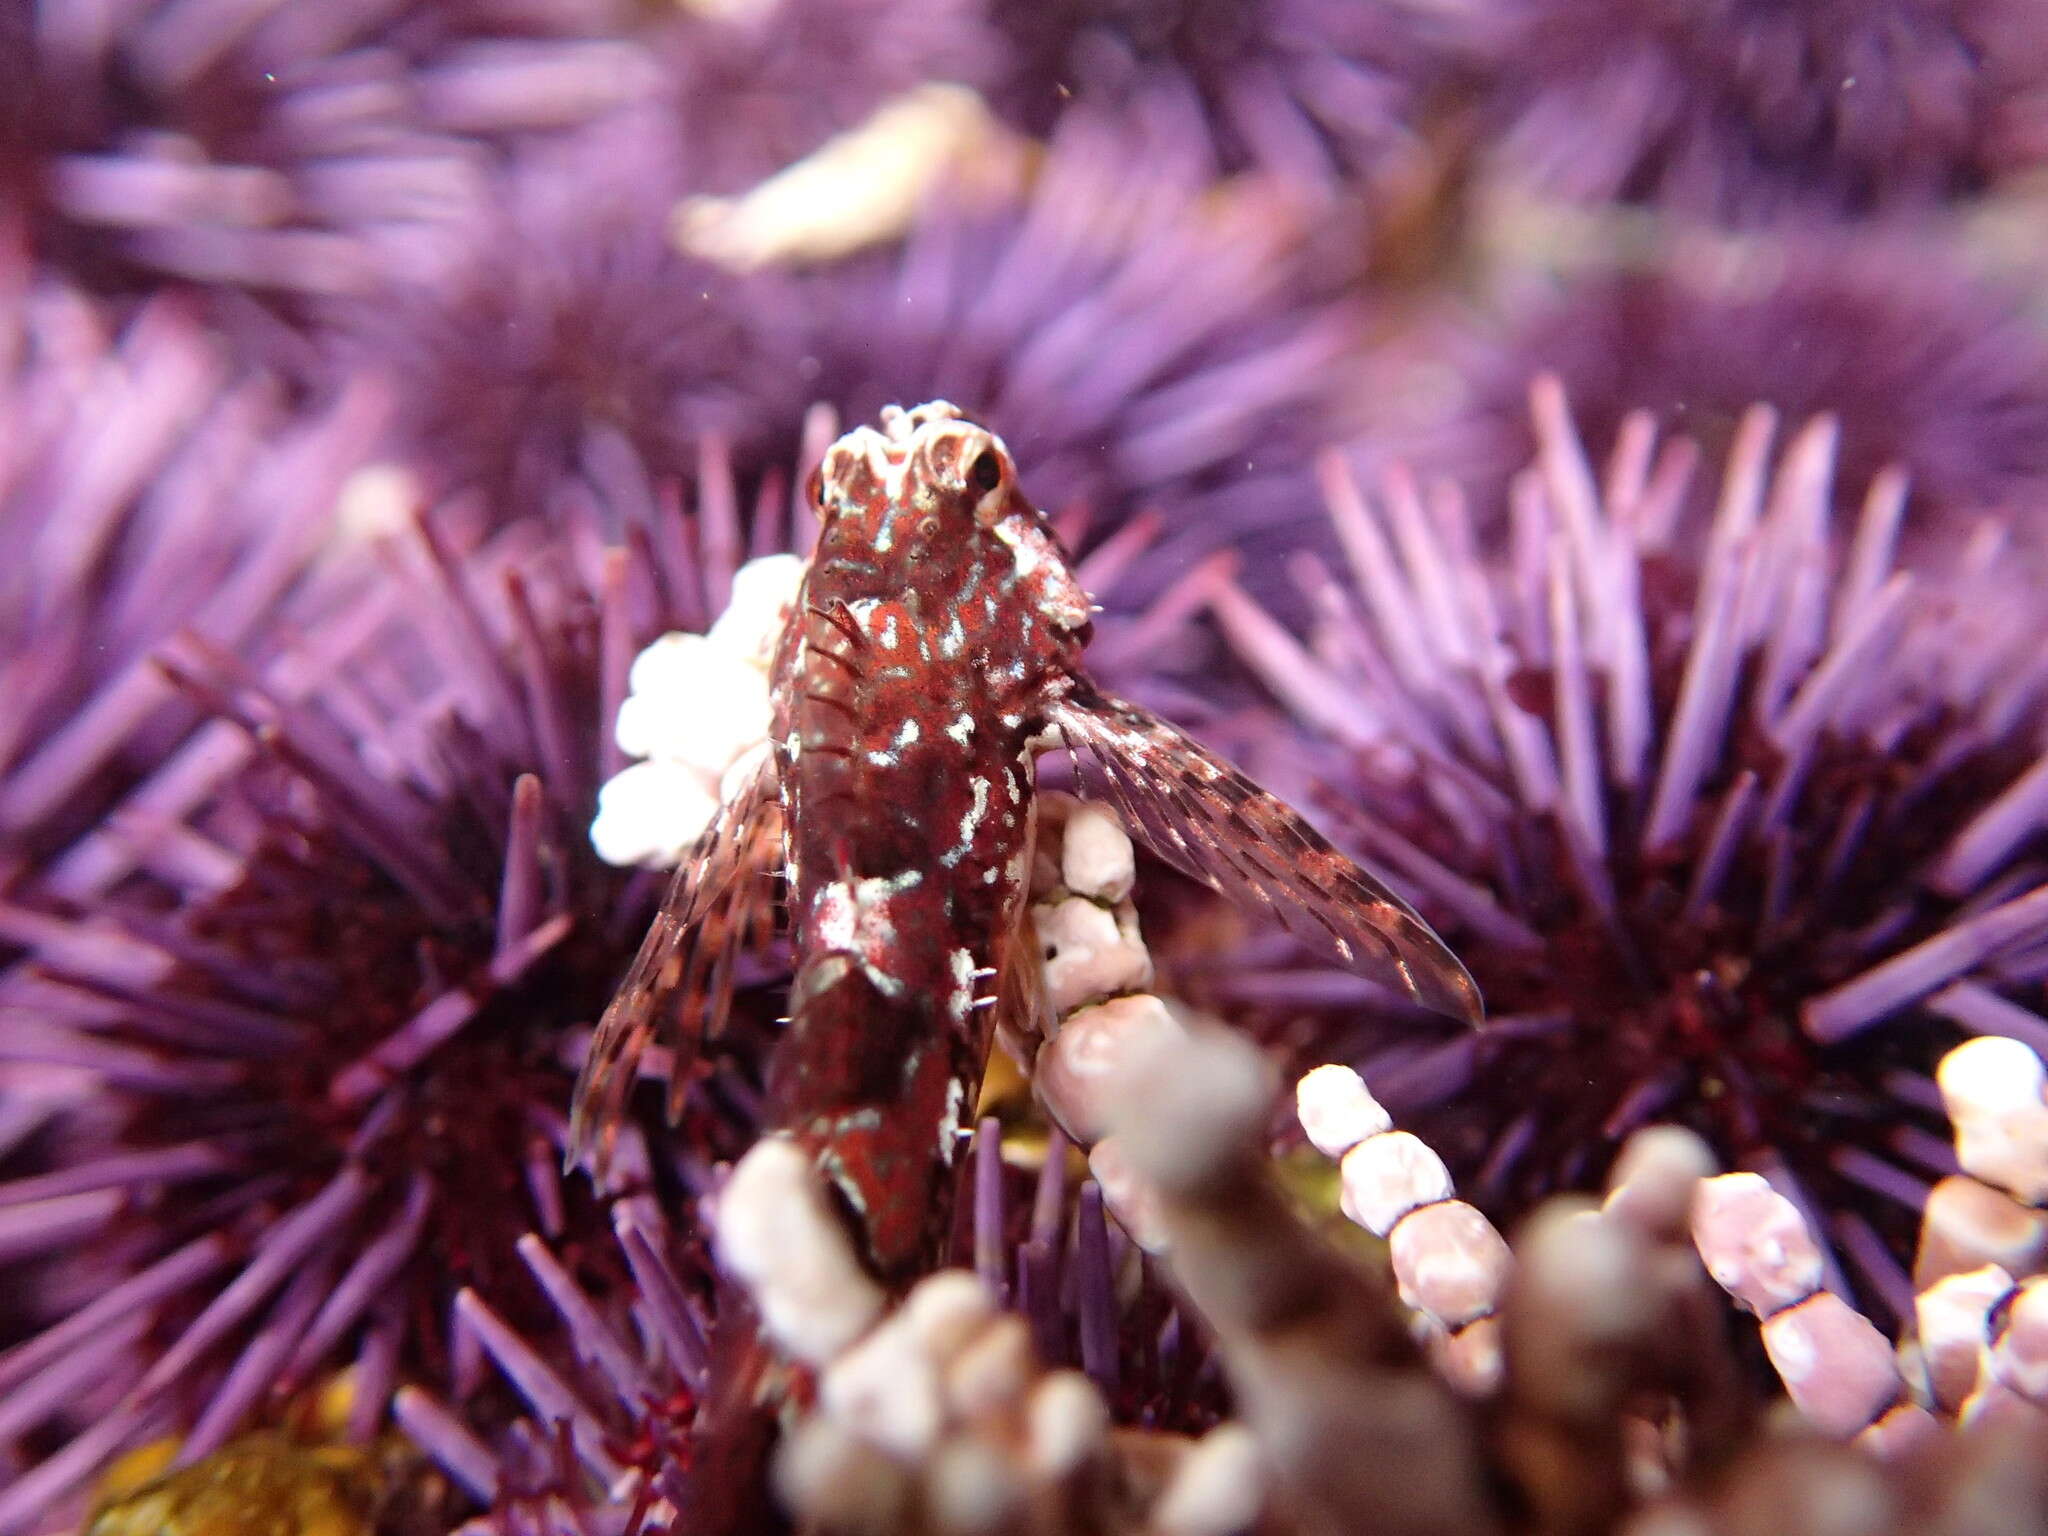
[969,448,1002,494]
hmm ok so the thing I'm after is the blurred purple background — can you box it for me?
[6,1,2048,1531]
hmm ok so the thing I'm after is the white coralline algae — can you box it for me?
[590,553,804,867]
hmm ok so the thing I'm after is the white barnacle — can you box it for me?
[671,84,1000,271]
[707,553,806,662]
[614,647,774,771]
[589,760,720,868]
[591,553,800,868]
[1060,801,1135,902]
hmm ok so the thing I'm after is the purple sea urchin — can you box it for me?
[762,97,1375,603]
[327,117,777,528]
[1476,0,2048,222]
[392,1210,709,1536]
[0,459,793,1532]
[0,234,388,906]
[983,0,1462,190]
[0,0,660,298]
[640,0,994,196]
[341,87,1368,599]
[1204,380,2048,1321]
[1405,235,2048,557]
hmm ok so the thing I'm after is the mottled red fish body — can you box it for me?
[568,402,1481,1299]
[767,403,1091,1285]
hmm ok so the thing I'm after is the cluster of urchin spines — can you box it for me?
[0,401,1230,1535]
[0,442,829,1533]
[1,0,670,300]
[1188,375,2048,1313]
[1397,231,2048,553]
